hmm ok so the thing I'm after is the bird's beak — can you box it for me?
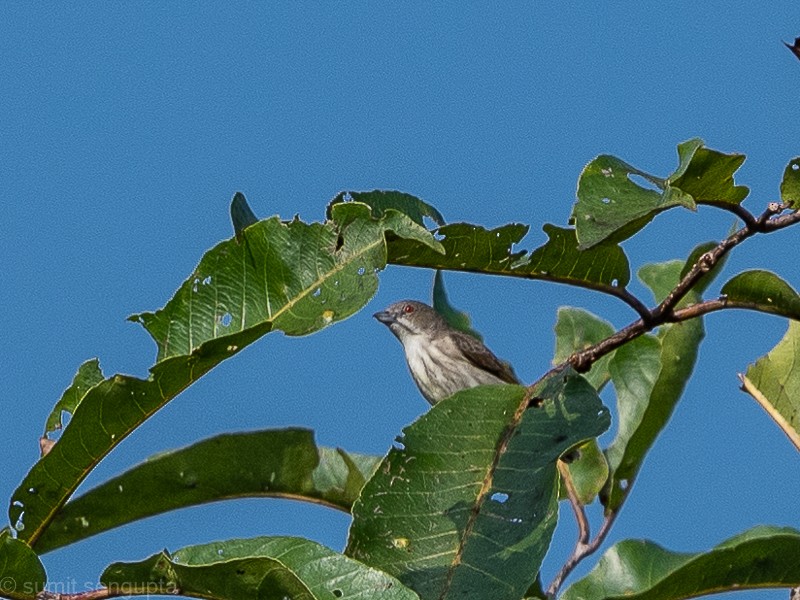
[373,310,395,325]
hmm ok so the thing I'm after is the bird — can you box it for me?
[373,300,519,404]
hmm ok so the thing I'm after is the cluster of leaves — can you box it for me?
[2,140,800,600]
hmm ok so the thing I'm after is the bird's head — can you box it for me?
[373,300,446,342]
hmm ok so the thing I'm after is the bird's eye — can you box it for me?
[403,304,415,314]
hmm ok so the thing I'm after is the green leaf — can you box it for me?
[740,320,800,451]
[721,270,800,320]
[562,526,800,600]
[678,240,726,296]
[230,191,259,242]
[603,261,705,511]
[346,374,610,600]
[781,157,800,207]
[43,358,104,436]
[328,190,445,227]
[553,307,616,391]
[0,530,47,600]
[102,537,419,600]
[668,139,749,204]
[432,270,483,341]
[11,203,436,547]
[34,429,379,554]
[563,440,609,506]
[388,223,630,293]
[573,139,748,248]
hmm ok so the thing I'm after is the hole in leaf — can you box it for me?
[627,173,662,192]
[202,276,212,286]
[220,313,232,327]
[357,267,365,275]
[335,234,345,251]
[601,197,611,204]
[333,590,343,598]
[313,288,322,297]
[793,163,799,171]
[490,492,509,503]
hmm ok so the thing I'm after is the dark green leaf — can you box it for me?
[388,223,630,293]
[0,530,47,600]
[780,157,800,207]
[35,430,380,553]
[721,270,800,320]
[562,526,800,600]
[102,537,419,600]
[346,374,610,600]
[573,139,748,248]
[230,191,259,242]
[328,190,445,227]
[603,261,705,511]
[740,321,800,451]
[43,358,104,436]
[11,203,436,547]
[432,270,483,341]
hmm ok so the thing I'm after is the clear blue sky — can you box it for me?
[2,4,799,599]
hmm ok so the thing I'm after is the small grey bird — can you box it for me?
[373,300,519,404]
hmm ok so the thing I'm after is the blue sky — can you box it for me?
[2,4,799,598]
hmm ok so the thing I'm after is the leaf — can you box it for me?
[34,429,380,554]
[346,374,611,600]
[230,191,259,242]
[42,358,104,436]
[740,321,800,451]
[388,222,630,294]
[553,307,616,391]
[781,157,800,207]
[562,526,800,600]
[678,240,726,296]
[328,190,445,227]
[0,530,47,600]
[11,202,437,547]
[573,139,748,248]
[603,261,705,511]
[720,270,800,321]
[432,270,483,341]
[562,440,609,506]
[102,537,419,600]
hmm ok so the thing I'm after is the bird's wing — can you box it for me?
[452,331,521,384]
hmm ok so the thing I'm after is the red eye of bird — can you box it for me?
[403,304,415,314]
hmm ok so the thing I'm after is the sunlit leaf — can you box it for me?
[42,359,104,437]
[562,526,800,600]
[740,321,800,451]
[573,139,748,248]
[102,537,419,600]
[10,201,437,547]
[328,189,445,227]
[0,530,47,600]
[388,223,630,293]
[721,270,800,321]
[553,307,616,391]
[347,374,610,600]
[34,430,380,554]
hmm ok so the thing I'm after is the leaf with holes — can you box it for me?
[720,270,800,321]
[0,530,47,600]
[346,374,610,600]
[34,429,379,554]
[102,537,419,600]
[740,321,800,451]
[603,260,705,512]
[10,200,439,547]
[328,190,446,227]
[562,526,800,600]
[388,223,630,295]
[42,358,104,437]
[573,139,748,248]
